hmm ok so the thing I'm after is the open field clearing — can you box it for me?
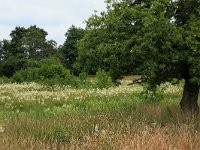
[0,82,200,149]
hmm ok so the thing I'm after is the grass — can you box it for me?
[0,82,200,149]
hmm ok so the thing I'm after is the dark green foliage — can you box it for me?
[74,0,199,84]
[74,0,142,80]
[12,57,78,86]
[0,55,26,77]
[21,25,57,60]
[61,25,85,75]
[0,25,57,78]
[129,0,200,85]
[9,26,26,55]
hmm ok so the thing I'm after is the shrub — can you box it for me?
[79,72,88,82]
[94,69,114,89]
[12,57,78,86]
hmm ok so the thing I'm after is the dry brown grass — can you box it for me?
[1,105,200,150]
[118,75,143,85]
[1,123,200,150]
[122,75,142,81]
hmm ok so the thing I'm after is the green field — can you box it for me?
[0,82,200,150]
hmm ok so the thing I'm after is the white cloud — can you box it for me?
[0,0,106,45]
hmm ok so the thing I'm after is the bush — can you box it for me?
[94,69,114,89]
[12,57,78,86]
[11,58,115,88]
[79,72,88,82]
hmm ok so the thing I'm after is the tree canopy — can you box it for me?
[61,25,85,75]
[0,25,57,77]
[75,1,141,80]
[75,0,200,113]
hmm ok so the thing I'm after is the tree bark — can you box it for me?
[180,80,200,114]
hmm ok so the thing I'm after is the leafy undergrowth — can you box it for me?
[0,82,199,149]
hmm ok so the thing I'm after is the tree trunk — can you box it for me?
[180,80,200,114]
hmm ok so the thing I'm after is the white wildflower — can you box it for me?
[0,125,4,133]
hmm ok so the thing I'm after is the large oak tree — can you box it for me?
[131,0,200,113]
[76,0,200,113]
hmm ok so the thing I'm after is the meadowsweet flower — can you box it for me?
[0,125,4,133]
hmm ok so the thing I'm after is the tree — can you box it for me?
[61,25,85,75]
[9,26,26,56]
[21,25,56,60]
[0,25,57,77]
[76,0,200,113]
[0,40,10,61]
[75,1,140,79]
[0,37,26,77]
[130,0,200,113]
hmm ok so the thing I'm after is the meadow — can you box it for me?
[0,81,200,150]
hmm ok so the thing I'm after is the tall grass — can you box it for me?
[0,82,199,149]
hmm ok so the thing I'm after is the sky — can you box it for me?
[0,0,106,45]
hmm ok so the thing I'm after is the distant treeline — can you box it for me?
[0,0,199,90]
